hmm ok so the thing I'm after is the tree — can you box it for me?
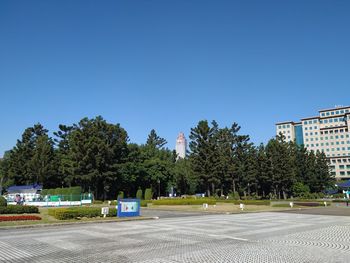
[174,158,197,195]
[265,134,296,199]
[67,116,128,200]
[256,144,272,198]
[146,129,167,149]
[5,123,56,186]
[189,120,219,196]
[314,151,332,192]
[53,125,75,187]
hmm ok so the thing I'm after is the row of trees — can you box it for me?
[0,117,332,199]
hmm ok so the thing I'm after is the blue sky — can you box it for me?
[0,0,350,155]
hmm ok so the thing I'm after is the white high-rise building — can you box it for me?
[175,132,187,159]
[276,106,350,180]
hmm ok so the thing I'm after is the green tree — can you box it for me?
[5,123,56,187]
[189,120,219,196]
[266,134,296,199]
[67,116,128,200]
[292,182,310,198]
[174,158,197,195]
[53,124,75,187]
[146,129,167,149]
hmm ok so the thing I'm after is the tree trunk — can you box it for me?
[211,183,215,197]
[232,179,236,193]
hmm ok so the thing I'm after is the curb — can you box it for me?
[0,216,155,231]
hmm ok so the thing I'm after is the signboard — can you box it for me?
[117,199,140,217]
[101,207,109,218]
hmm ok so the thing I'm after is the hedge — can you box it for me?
[152,198,216,206]
[332,199,349,203]
[271,204,295,208]
[141,200,152,207]
[0,215,41,222]
[0,196,7,207]
[0,205,39,214]
[293,202,322,207]
[42,186,82,201]
[48,207,117,220]
[217,200,270,206]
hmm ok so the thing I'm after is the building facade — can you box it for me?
[276,106,350,180]
[175,132,187,159]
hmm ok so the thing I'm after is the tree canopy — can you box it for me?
[0,117,332,199]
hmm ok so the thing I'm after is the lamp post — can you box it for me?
[157,179,160,199]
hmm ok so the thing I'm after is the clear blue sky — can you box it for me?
[1,0,350,156]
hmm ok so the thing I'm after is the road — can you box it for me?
[0,212,349,262]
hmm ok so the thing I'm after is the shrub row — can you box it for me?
[293,202,322,207]
[0,205,39,214]
[217,200,271,206]
[271,204,294,208]
[41,186,82,196]
[332,199,349,203]
[0,215,41,222]
[152,198,216,206]
[140,200,152,207]
[48,207,117,220]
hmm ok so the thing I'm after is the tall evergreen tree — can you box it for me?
[189,120,219,196]
[67,116,128,199]
[146,129,167,149]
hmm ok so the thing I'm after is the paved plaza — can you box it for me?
[0,212,350,262]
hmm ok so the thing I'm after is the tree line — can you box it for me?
[0,116,332,200]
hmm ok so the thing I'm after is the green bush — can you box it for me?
[0,196,7,207]
[292,182,310,198]
[48,207,117,220]
[0,205,39,214]
[144,188,153,200]
[136,188,143,200]
[152,198,216,206]
[117,191,124,199]
[141,200,152,207]
[271,204,295,208]
[93,200,103,204]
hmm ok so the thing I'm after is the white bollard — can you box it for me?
[239,203,244,211]
[203,203,208,210]
[324,201,327,207]
[289,202,293,208]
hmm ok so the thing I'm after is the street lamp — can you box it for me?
[157,179,160,199]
